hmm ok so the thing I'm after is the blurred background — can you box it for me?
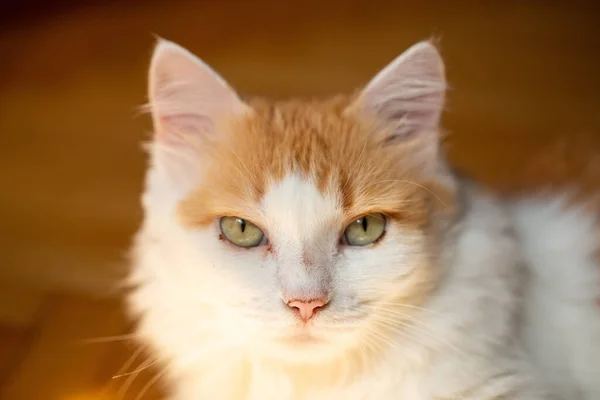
[0,1,599,399]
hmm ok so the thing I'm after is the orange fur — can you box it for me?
[178,96,456,231]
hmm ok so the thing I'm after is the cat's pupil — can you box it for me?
[238,219,246,233]
[361,217,368,231]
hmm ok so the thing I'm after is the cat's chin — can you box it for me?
[265,341,338,364]
[278,331,325,346]
[253,329,356,364]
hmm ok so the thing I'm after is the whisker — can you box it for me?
[79,333,137,344]
[117,356,156,400]
[360,330,385,359]
[224,147,261,189]
[353,136,370,174]
[366,302,505,349]
[113,345,147,379]
[113,359,160,380]
[369,313,466,357]
[374,302,464,325]
[363,325,419,361]
[134,367,168,400]
[378,304,505,347]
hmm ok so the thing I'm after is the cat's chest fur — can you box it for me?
[168,349,541,400]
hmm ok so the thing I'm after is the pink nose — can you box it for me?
[287,299,327,322]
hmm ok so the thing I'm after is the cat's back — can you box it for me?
[503,138,600,400]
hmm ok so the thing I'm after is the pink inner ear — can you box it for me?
[357,41,446,141]
[156,114,214,143]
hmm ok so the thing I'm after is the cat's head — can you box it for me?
[137,39,457,365]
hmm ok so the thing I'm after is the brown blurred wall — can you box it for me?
[0,0,599,296]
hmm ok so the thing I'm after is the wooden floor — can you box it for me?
[0,287,163,400]
[0,1,599,399]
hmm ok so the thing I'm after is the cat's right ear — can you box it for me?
[146,39,247,191]
[148,39,247,144]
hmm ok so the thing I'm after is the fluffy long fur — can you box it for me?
[126,39,600,400]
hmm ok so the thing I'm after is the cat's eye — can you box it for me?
[220,217,265,248]
[343,213,386,246]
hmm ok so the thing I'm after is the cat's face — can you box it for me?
[136,39,456,364]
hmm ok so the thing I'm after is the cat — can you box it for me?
[126,38,600,399]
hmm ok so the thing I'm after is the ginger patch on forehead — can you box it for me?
[178,96,456,229]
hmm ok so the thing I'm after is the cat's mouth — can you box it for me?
[261,326,353,362]
[284,332,320,344]
[277,328,325,346]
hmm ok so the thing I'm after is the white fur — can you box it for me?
[129,176,600,400]
[511,195,600,400]
[129,170,553,399]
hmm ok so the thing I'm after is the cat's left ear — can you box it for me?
[349,41,447,169]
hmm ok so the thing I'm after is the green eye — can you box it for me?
[344,213,386,246]
[220,217,265,248]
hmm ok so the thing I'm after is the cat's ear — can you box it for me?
[350,41,446,169]
[148,38,247,143]
[146,39,247,192]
